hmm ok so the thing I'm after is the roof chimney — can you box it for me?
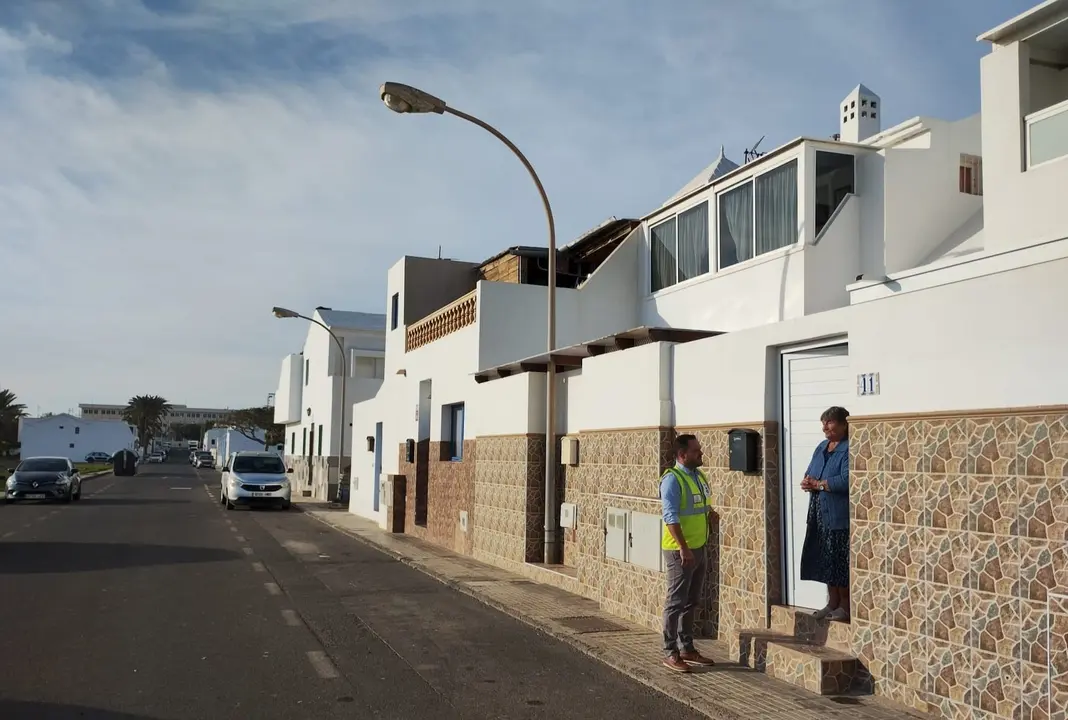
[839,84,881,143]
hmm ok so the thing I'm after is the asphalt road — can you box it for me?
[1,456,706,720]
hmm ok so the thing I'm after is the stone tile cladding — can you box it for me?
[557,423,778,635]
[472,434,547,567]
[396,440,476,556]
[284,454,338,501]
[849,409,1068,719]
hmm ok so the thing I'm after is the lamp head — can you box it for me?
[380,82,447,115]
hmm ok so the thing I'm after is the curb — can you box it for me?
[300,509,741,720]
[82,470,112,480]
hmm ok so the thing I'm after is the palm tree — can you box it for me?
[122,395,171,454]
[0,388,28,457]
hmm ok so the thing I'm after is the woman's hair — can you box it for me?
[820,406,850,425]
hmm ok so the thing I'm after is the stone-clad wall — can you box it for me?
[472,434,545,567]
[396,440,476,556]
[847,409,1068,719]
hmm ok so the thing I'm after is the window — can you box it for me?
[959,154,983,196]
[650,201,709,292]
[232,455,285,474]
[718,159,798,270]
[304,359,310,386]
[390,293,399,330]
[445,403,465,461]
[353,355,385,379]
[316,425,322,456]
[290,432,295,454]
[814,151,856,238]
[74,427,80,435]
[302,428,307,455]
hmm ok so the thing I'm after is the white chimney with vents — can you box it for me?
[839,84,881,143]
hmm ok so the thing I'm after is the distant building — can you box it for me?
[18,413,137,462]
[78,403,231,432]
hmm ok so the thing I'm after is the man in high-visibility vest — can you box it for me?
[659,433,716,672]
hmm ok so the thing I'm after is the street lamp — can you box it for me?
[272,306,348,504]
[379,82,561,564]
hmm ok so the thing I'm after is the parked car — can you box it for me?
[5,457,83,504]
[147,452,164,464]
[194,451,215,469]
[84,451,111,463]
[220,451,292,510]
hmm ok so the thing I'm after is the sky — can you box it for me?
[0,0,1036,415]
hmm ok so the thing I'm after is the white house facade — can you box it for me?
[18,414,137,462]
[348,2,1067,717]
[273,307,386,501]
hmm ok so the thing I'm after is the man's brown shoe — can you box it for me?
[680,649,716,666]
[662,654,691,673]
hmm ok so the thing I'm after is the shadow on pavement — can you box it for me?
[0,542,240,574]
[0,699,160,718]
[78,499,193,506]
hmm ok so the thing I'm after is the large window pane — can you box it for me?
[718,182,753,270]
[814,152,855,237]
[650,218,678,292]
[755,159,797,255]
[677,201,709,282]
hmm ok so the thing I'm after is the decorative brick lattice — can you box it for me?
[405,291,477,352]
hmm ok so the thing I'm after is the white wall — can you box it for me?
[475,232,641,370]
[882,117,984,273]
[18,415,138,462]
[566,341,672,432]
[274,353,303,424]
[804,194,860,314]
[671,247,1068,425]
[981,41,1068,251]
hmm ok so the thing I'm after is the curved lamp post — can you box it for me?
[272,306,348,504]
[379,82,560,564]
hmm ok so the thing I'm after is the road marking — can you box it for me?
[229,526,238,533]
[1,531,13,539]
[242,547,254,555]
[281,609,301,627]
[264,582,282,596]
[251,561,266,572]
[170,487,192,490]
[235,535,246,542]
[306,651,339,679]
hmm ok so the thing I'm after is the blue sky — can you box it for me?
[0,0,1035,414]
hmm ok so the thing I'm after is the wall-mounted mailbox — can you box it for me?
[366,436,375,452]
[728,428,761,473]
[405,438,415,463]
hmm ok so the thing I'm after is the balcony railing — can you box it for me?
[1026,97,1068,168]
[405,290,477,352]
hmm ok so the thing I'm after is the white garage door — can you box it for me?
[781,344,851,610]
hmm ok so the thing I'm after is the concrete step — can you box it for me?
[727,628,793,670]
[764,639,859,696]
[770,604,852,651]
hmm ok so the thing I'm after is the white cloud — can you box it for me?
[0,0,1029,412]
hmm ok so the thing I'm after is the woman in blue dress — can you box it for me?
[799,406,851,621]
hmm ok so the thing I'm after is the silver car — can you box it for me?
[220,451,292,510]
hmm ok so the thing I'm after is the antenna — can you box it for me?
[438,245,442,259]
[743,135,766,164]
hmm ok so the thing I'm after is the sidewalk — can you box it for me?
[294,500,924,720]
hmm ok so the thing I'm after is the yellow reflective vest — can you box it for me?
[660,466,710,551]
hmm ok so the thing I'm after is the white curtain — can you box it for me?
[755,160,798,256]
[718,183,753,269]
[677,202,709,281]
[650,219,677,292]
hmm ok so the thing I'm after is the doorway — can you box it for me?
[373,422,383,512]
[780,343,850,610]
[414,380,432,526]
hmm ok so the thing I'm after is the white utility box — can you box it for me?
[560,502,577,529]
[560,436,579,465]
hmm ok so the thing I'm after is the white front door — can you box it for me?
[781,344,851,610]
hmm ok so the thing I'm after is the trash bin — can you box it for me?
[112,449,138,477]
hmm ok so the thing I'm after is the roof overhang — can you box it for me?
[978,0,1068,44]
[473,326,722,383]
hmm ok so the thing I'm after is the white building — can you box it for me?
[350,2,1068,716]
[273,307,386,500]
[18,413,137,462]
[78,403,231,431]
[210,428,267,465]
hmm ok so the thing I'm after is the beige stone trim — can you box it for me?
[475,433,541,440]
[675,421,765,432]
[850,403,1068,423]
[574,425,672,434]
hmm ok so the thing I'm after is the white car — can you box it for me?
[220,451,292,511]
[193,451,215,469]
[148,452,164,464]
